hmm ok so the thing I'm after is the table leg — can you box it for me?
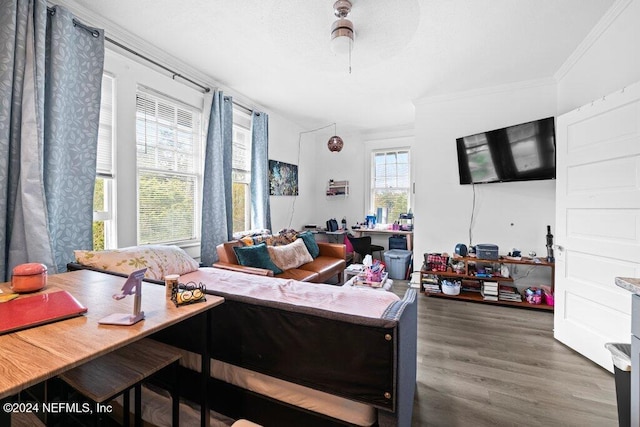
[172,360,179,427]
[134,384,142,427]
[201,310,211,427]
[0,396,11,426]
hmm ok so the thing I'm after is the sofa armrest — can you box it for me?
[213,262,275,277]
[317,242,346,259]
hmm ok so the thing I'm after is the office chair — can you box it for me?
[346,235,384,263]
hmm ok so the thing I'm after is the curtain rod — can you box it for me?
[232,101,253,116]
[105,36,211,93]
[46,6,211,94]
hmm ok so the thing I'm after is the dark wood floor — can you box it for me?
[406,284,619,427]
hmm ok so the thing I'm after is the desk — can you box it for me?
[352,228,414,251]
[0,270,223,427]
[310,230,346,244]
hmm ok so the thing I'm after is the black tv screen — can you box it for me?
[456,117,556,184]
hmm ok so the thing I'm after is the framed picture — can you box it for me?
[269,160,298,196]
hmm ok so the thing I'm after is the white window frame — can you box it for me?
[232,106,252,233]
[94,73,116,249]
[369,148,412,222]
[135,87,203,246]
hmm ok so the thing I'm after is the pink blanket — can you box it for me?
[179,268,400,319]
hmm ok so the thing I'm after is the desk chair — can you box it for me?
[347,235,384,263]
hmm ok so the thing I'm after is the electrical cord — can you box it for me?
[468,183,476,247]
[287,123,336,229]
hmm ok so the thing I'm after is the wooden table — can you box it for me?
[0,270,224,427]
[352,228,414,251]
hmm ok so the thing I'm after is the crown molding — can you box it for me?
[554,0,633,81]
[414,77,557,107]
[360,123,415,141]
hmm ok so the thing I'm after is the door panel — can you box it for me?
[555,81,640,371]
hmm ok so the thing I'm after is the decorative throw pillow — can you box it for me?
[74,245,199,280]
[267,238,314,271]
[232,243,283,275]
[297,231,320,259]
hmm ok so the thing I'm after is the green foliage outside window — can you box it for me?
[232,182,247,233]
[93,178,105,250]
[138,174,195,244]
[374,190,408,224]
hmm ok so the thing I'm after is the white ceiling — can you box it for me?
[61,0,615,133]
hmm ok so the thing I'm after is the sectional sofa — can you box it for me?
[68,244,417,426]
[213,232,346,283]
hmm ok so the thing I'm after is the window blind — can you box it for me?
[135,88,202,244]
[96,75,114,177]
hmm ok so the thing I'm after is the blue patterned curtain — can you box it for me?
[250,111,271,231]
[0,1,104,279]
[200,91,233,265]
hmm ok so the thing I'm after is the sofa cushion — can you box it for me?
[74,245,199,281]
[267,238,313,271]
[233,243,283,275]
[275,268,320,282]
[298,256,346,280]
[297,231,320,259]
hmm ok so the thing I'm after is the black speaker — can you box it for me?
[454,243,468,257]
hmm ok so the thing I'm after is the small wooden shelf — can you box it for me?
[326,180,349,198]
[422,270,514,282]
[421,254,555,311]
[425,290,554,311]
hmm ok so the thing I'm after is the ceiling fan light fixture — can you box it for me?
[333,0,352,18]
[327,135,344,152]
[330,18,354,55]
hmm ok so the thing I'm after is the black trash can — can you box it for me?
[605,343,631,427]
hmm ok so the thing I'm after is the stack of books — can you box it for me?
[461,280,481,293]
[481,281,499,301]
[421,275,441,293]
[498,284,523,302]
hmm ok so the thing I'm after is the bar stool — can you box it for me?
[59,338,182,427]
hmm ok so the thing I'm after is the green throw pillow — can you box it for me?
[233,243,283,274]
[297,231,320,259]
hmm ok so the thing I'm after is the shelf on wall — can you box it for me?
[326,180,349,198]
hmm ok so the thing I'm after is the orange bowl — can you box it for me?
[11,263,48,293]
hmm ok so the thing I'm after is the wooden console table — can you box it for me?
[0,270,224,427]
[421,255,554,311]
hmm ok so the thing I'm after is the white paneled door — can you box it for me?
[554,82,640,371]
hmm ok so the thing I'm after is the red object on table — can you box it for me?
[0,290,87,335]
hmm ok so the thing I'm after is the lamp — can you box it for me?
[330,0,354,73]
[327,123,344,152]
[331,18,353,55]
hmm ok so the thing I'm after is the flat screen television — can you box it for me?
[456,117,556,184]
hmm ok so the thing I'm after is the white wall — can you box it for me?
[299,128,415,250]
[413,80,558,268]
[267,115,315,233]
[556,0,640,114]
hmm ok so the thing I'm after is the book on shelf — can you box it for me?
[461,279,481,293]
[481,288,499,301]
[498,284,523,302]
[482,281,498,296]
[422,283,441,293]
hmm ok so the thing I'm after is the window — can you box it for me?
[136,89,202,244]
[232,107,252,233]
[371,149,411,224]
[93,74,115,250]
